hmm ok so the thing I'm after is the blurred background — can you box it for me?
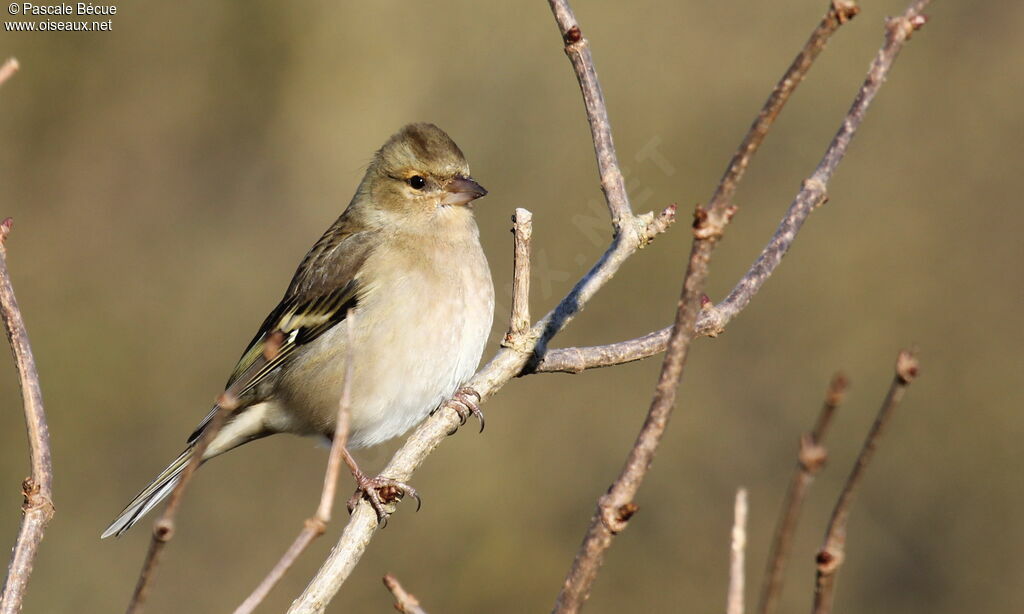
[1,1,1021,612]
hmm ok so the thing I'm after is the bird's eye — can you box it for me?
[408,175,426,190]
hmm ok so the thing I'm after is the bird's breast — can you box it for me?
[276,228,494,449]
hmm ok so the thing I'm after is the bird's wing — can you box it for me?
[187,220,377,443]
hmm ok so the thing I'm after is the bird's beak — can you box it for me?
[442,176,487,206]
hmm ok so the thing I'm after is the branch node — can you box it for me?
[0,217,12,244]
[635,204,677,247]
[797,434,828,472]
[815,547,843,574]
[383,573,427,614]
[304,517,327,537]
[692,203,735,240]
[563,25,583,45]
[696,302,725,338]
[895,349,919,383]
[597,495,637,534]
[831,0,861,23]
[501,329,541,354]
[153,519,175,543]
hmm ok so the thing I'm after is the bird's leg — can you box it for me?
[445,386,485,432]
[341,447,420,522]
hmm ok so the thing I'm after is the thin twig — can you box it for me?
[0,58,19,89]
[529,0,862,375]
[552,1,930,609]
[503,208,533,350]
[813,350,919,614]
[728,488,749,614]
[552,184,735,614]
[0,218,55,614]
[383,574,429,614]
[234,316,356,614]
[126,396,236,614]
[757,373,848,614]
[547,0,634,236]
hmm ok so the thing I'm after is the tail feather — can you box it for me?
[101,447,194,539]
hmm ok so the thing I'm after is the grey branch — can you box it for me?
[503,208,534,349]
[727,488,749,614]
[233,317,356,614]
[812,351,919,614]
[383,574,429,614]
[531,0,927,374]
[126,395,236,614]
[547,0,634,236]
[757,373,848,614]
[531,0,861,375]
[0,218,56,614]
[551,0,929,610]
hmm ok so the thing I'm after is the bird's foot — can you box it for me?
[446,387,484,433]
[347,473,421,523]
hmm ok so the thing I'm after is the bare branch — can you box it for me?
[547,0,635,236]
[0,58,19,89]
[531,0,862,375]
[728,488,749,614]
[503,208,533,351]
[126,395,236,614]
[710,0,860,211]
[757,373,848,614]
[813,350,919,614]
[552,1,929,610]
[383,574,429,614]
[0,218,55,614]
[690,1,928,338]
[234,316,356,614]
[552,200,735,614]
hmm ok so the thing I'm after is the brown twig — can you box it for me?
[234,316,356,614]
[547,0,634,236]
[757,373,848,614]
[813,350,919,614]
[728,488,749,614]
[0,219,55,614]
[530,0,862,375]
[383,574,429,614]
[0,58,19,89]
[552,1,930,609]
[125,395,235,614]
[503,208,533,350]
[552,181,736,614]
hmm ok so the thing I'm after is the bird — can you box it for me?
[102,123,494,538]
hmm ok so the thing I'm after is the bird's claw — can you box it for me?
[347,474,421,524]
[447,387,484,433]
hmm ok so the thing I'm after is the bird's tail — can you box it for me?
[101,446,194,539]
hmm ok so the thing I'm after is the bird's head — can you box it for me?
[362,123,487,221]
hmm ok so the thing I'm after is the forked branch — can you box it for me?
[530,0,863,375]
[552,1,930,611]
